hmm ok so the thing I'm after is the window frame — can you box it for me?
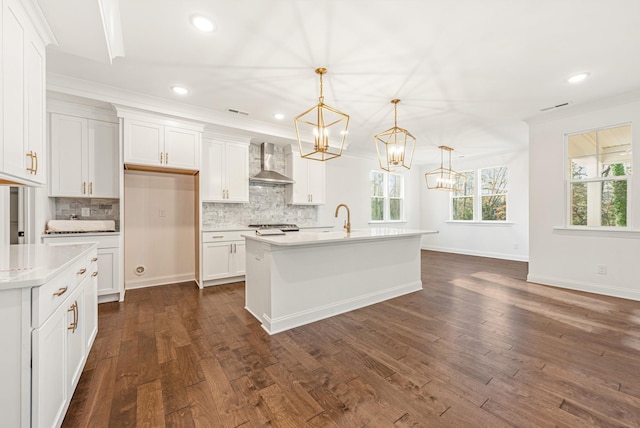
[370,170,405,223]
[565,123,632,230]
[449,166,509,223]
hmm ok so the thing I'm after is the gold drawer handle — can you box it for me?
[67,301,78,332]
[91,257,98,262]
[53,286,68,297]
[77,268,87,275]
[91,272,98,277]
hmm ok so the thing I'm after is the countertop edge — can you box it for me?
[242,229,438,247]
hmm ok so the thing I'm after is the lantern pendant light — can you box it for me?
[425,146,465,191]
[294,68,350,161]
[374,99,416,171]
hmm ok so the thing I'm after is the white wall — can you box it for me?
[419,149,529,261]
[528,98,640,301]
[317,152,422,230]
[124,170,196,288]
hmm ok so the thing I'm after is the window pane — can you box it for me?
[454,171,475,196]
[371,197,384,221]
[601,160,632,177]
[482,195,506,221]
[371,171,384,197]
[452,197,473,220]
[567,131,597,158]
[570,156,598,179]
[571,182,588,225]
[481,167,508,195]
[601,180,627,227]
[598,124,631,153]
[388,174,402,198]
[389,198,402,220]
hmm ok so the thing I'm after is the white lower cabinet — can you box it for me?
[31,246,98,428]
[201,231,246,286]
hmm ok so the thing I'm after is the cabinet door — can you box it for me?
[32,300,67,428]
[124,119,164,166]
[96,247,118,295]
[225,143,249,202]
[164,126,199,170]
[66,285,86,395]
[203,242,232,280]
[230,241,246,275]
[85,263,99,351]
[287,154,311,204]
[50,114,87,197]
[306,159,325,204]
[2,0,27,180]
[88,120,119,197]
[25,29,46,184]
[201,139,225,201]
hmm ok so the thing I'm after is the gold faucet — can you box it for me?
[335,204,351,233]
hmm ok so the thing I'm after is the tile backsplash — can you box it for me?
[53,198,120,230]
[202,143,318,229]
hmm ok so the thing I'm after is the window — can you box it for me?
[567,124,632,228]
[451,167,508,222]
[370,171,404,222]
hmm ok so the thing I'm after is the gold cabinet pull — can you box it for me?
[25,151,35,173]
[91,257,98,262]
[53,286,68,297]
[91,271,98,277]
[165,152,169,164]
[160,152,164,164]
[67,301,78,332]
[33,152,38,174]
[89,182,93,195]
[77,268,87,275]
[82,181,86,194]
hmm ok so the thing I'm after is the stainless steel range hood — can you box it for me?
[250,142,295,184]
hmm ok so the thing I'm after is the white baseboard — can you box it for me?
[527,274,640,302]
[421,245,529,262]
[202,275,245,287]
[125,273,195,290]
[261,281,423,335]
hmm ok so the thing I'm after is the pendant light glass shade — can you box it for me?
[374,99,416,171]
[294,68,349,161]
[425,146,464,191]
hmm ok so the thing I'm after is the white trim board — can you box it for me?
[420,246,529,262]
[527,274,640,302]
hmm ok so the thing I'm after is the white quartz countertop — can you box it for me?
[0,243,97,289]
[242,228,438,247]
[42,231,121,238]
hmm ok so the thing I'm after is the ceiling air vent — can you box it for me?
[540,101,571,112]
[226,108,249,116]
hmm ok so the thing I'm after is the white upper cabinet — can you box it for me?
[50,113,119,198]
[285,147,326,205]
[1,0,47,186]
[120,110,203,172]
[201,137,249,203]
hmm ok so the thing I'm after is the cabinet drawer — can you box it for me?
[32,256,91,327]
[203,231,247,242]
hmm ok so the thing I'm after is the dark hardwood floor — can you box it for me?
[62,250,640,427]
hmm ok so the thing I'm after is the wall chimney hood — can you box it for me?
[250,143,295,184]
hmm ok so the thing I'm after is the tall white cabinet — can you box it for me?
[0,0,52,186]
[49,112,119,198]
[201,136,250,203]
[285,146,326,205]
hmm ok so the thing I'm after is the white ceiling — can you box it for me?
[37,0,640,164]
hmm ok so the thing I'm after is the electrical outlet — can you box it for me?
[159,209,166,217]
[513,243,519,250]
[597,264,607,275]
[81,208,90,217]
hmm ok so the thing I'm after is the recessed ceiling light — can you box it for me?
[273,113,285,120]
[191,15,215,32]
[568,72,590,84]
[171,85,189,95]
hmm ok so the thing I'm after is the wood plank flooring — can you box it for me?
[62,250,640,427]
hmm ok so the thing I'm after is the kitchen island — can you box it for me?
[243,228,437,334]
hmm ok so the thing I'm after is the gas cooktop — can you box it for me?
[248,223,299,232]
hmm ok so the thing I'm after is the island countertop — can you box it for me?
[242,227,438,247]
[0,243,98,289]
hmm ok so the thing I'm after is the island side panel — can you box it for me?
[244,239,272,328]
[248,234,422,334]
